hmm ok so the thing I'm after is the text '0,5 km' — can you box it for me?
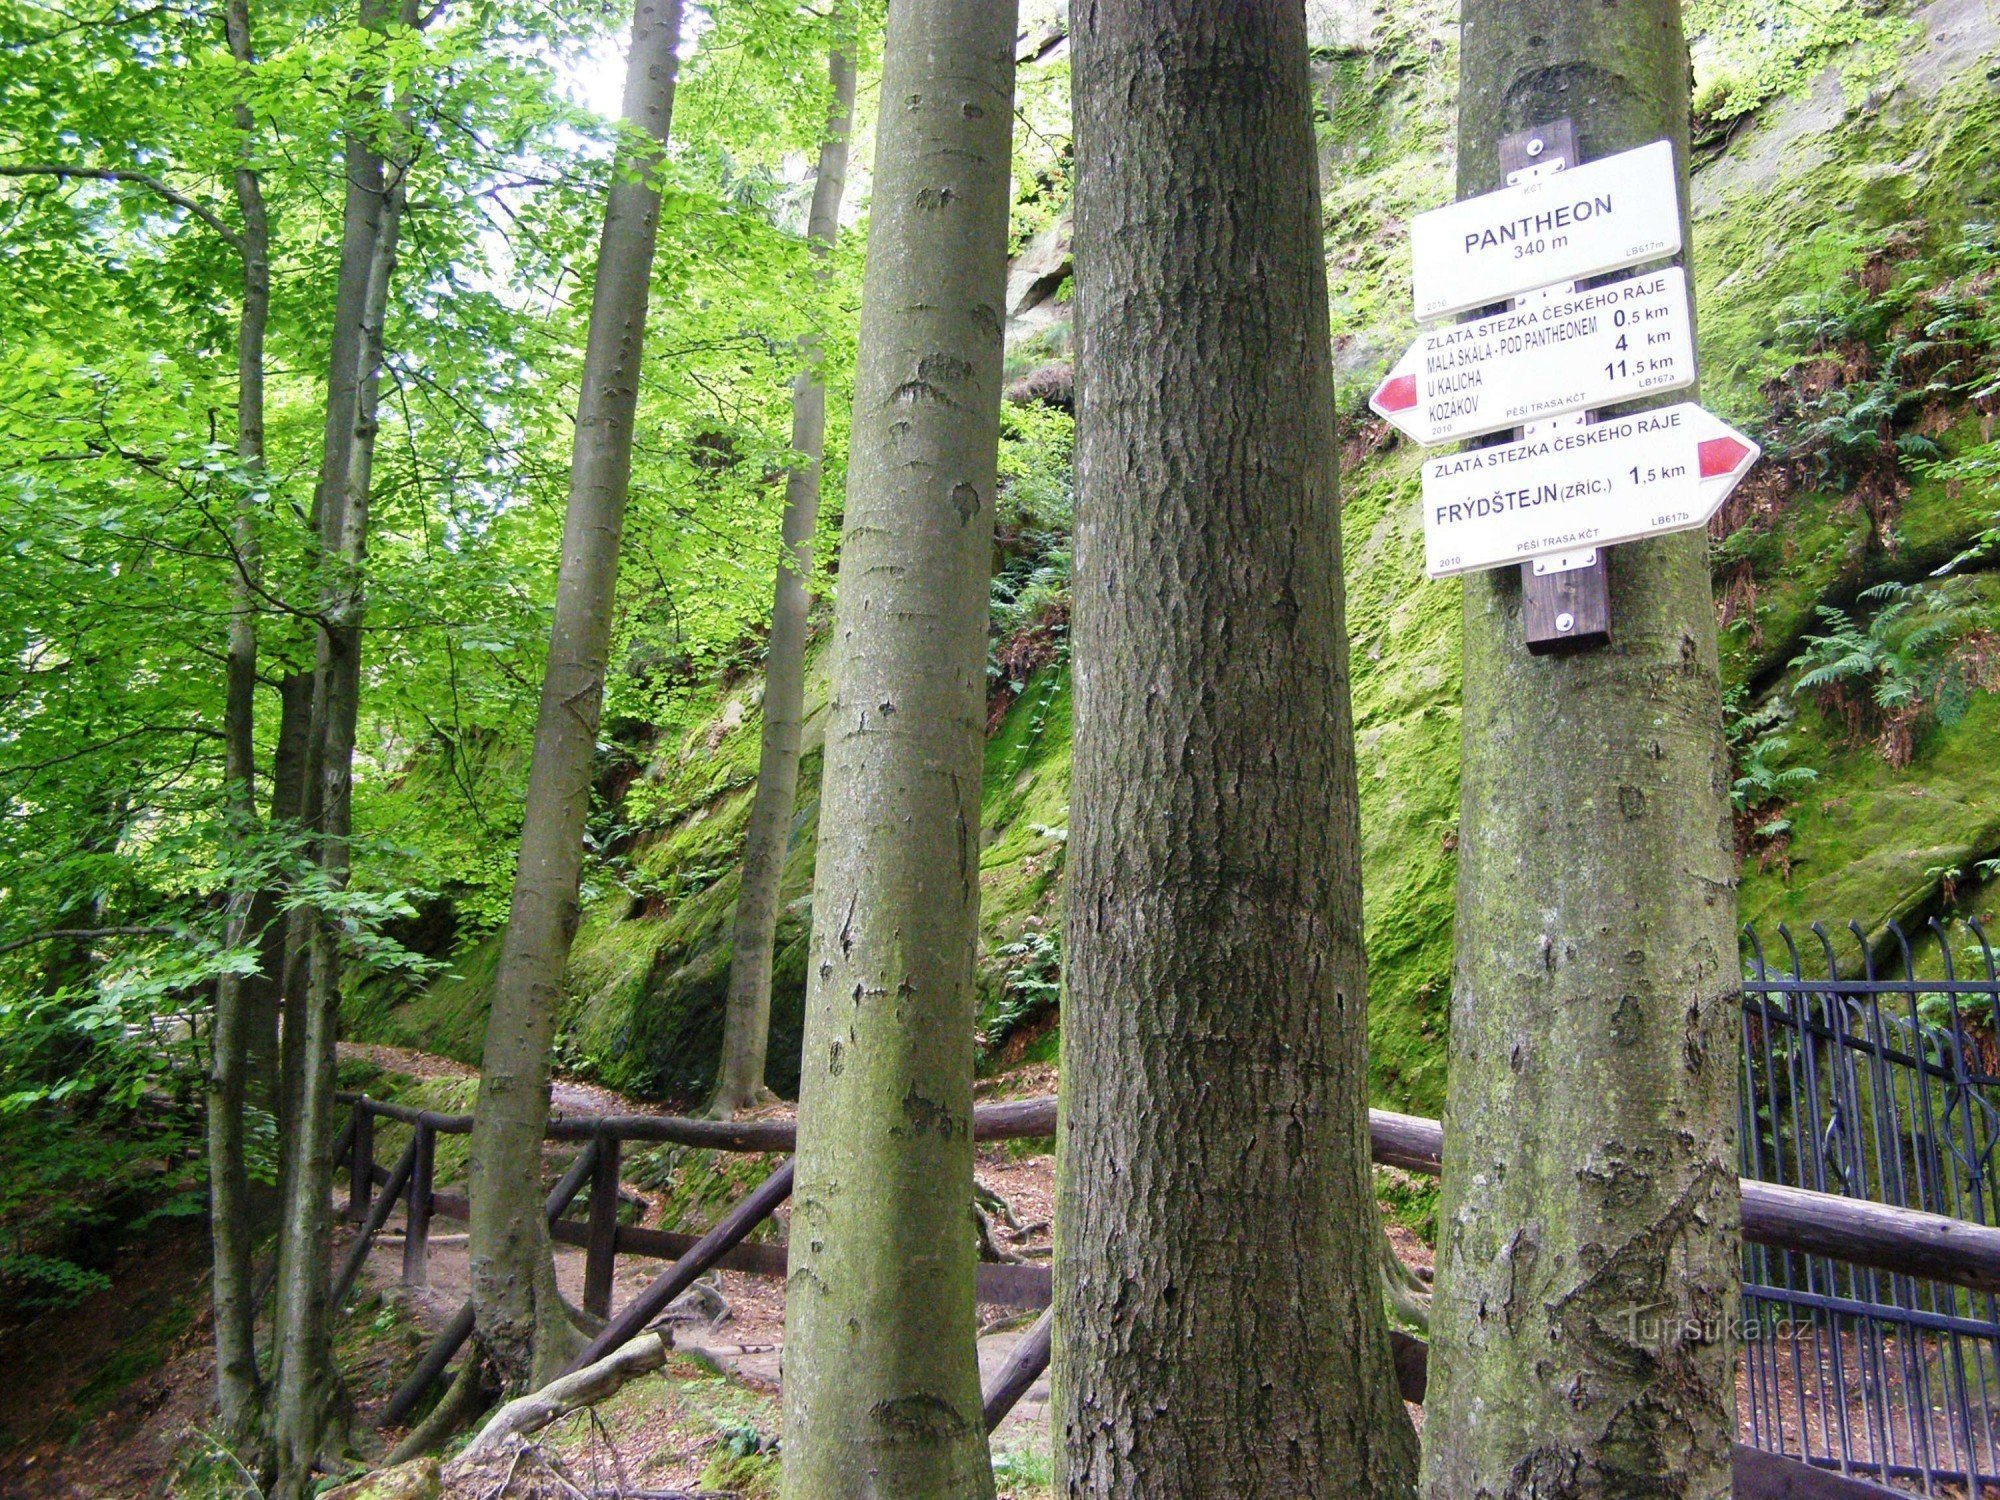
[1421,402,1761,579]
[1410,139,1683,319]
[1372,268,1696,445]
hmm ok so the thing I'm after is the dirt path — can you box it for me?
[338,1041,639,1119]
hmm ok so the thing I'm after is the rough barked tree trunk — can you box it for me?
[777,3,1014,1494]
[710,39,856,1119]
[1418,5,1741,1496]
[466,0,684,1392]
[206,0,272,1453]
[1054,7,1420,1497]
[271,11,415,1486]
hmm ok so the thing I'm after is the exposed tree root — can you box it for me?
[453,1332,668,1466]
[386,1353,493,1466]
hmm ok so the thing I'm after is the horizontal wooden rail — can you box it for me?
[1365,1107,2000,1297]
[344,1091,2000,1316]
[336,1090,1060,1149]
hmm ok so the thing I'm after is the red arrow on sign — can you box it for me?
[1698,435,1752,479]
[1374,374,1418,414]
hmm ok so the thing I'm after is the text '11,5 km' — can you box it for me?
[1392,136,1760,591]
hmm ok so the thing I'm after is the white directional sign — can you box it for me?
[1371,269,1696,445]
[1421,402,1760,579]
[1410,140,1682,320]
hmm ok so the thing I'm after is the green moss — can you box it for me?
[1342,448,1462,1114]
[628,1144,787,1243]
[1739,684,2000,953]
[346,932,503,1068]
[1374,1165,1441,1248]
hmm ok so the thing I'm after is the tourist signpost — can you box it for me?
[1420,402,1758,579]
[1371,269,1695,446]
[1400,125,1759,646]
[1409,139,1683,319]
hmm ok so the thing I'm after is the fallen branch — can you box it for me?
[455,1333,668,1464]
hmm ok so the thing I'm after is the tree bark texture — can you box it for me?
[206,0,272,1449]
[1419,6,1742,1497]
[777,2,1015,1495]
[271,15,413,1486]
[711,41,856,1117]
[466,0,684,1392]
[1054,7,1421,1498]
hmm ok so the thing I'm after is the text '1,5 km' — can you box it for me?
[1421,403,1759,579]
[1399,133,1761,587]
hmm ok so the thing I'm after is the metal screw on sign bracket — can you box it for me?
[1556,612,1575,633]
[1526,136,1546,158]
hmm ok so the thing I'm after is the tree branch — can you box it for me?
[0,925,178,957]
[0,163,244,251]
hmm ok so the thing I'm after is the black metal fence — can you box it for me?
[1740,919,2000,1494]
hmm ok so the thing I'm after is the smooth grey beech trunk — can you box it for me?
[206,0,272,1451]
[271,18,414,1486]
[466,0,684,1392]
[1054,6,1420,1497]
[777,1,1015,1494]
[1419,4,1742,1495]
[710,41,856,1118]
[269,0,385,1261]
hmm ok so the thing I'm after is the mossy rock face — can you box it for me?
[345,933,502,1070]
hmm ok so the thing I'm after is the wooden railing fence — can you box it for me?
[335,1091,1998,1496]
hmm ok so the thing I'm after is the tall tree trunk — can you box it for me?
[270,0,387,1245]
[709,39,856,1119]
[207,0,272,1452]
[777,3,1014,1494]
[272,665,313,1203]
[1053,6,1420,1497]
[466,0,684,1392]
[1418,6,1741,1496]
[270,12,413,1486]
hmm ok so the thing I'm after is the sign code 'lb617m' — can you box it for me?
[1372,268,1695,445]
[1422,402,1760,579]
[1410,140,1682,320]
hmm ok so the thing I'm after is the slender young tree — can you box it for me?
[205,0,274,1453]
[271,6,419,1486]
[466,0,685,1391]
[778,1,1015,1493]
[1053,6,1421,1497]
[1419,4,1741,1495]
[710,37,856,1118]
[270,0,389,1240]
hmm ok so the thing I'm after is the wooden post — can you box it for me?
[348,1100,374,1222]
[332,1133,418,1308]
[379,1138,602,1430]
[582,1131,622,1318]
[402,1120,434,1287]
[1501,118,1613,654]
[563,1158,795,1376]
